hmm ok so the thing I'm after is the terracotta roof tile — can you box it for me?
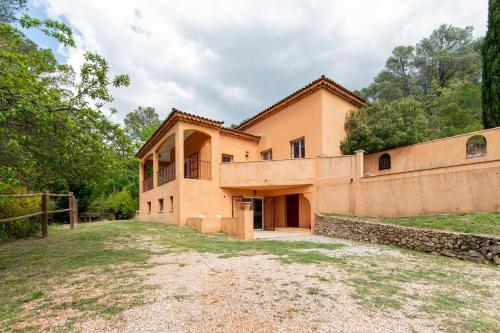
[235,75,367,131]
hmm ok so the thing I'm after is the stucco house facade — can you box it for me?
[136,76,500,236]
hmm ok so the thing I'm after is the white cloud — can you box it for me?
[34,0,488,124]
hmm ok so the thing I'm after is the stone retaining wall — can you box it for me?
[315,214,500,264]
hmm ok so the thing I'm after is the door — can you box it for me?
[253,198,263,229]
[286,194,299,227]
[264,197,275,231]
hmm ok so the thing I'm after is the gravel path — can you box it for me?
[82,252,436,333]
[78,233,445,333]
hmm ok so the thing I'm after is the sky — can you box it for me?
[23,0,488,125]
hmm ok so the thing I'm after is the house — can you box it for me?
[136,76,500,238]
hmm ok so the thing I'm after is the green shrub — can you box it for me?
[0,183,41,242]
[107,190,136,219]
[89,190,136,220]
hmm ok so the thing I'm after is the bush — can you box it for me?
[0,183,41,242]
[107,190,136,219]
[89,190,136,220]
[340,98,430,154]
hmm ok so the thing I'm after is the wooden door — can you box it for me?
[286,194,299,227]
[264,197,275,231]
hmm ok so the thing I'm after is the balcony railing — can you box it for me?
[158,162,175,186]
[142,176,153,192]
[184,160,211,180]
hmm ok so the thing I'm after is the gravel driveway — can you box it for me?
[80,231,499,333]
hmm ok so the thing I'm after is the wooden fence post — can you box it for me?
[41,190,48,238]
[74,199,78,226]
[69,192,75,230]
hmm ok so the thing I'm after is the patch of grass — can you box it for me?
[349,277,403,309]
[419,292,468,313]
[307,287,320,295]
[464,316,500,333]
[378,212,500,236]
[157,227,346,264]
[0,221,164,332]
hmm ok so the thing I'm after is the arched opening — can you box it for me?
[183,129,212,180]
[156,134,176,186]
[379,153,391,170]
[466,135,487,158]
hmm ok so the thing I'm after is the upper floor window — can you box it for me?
[222,154,233,163]
[379,153,391,170]
[291,138,305,159]
[261,149,272,160]
[466,135,487,158]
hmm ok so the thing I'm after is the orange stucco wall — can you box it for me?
[243,90,323,159]
[364,128,500,176]
[138,84,500,233]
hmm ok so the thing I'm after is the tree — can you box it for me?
[0,0,26,23]
[340,98,430,154]
[361,46,416,101]
[0,24,131,192]
[124,106,160,143]
[482,0,500,128]
[415,24,481,91]
[428,81,483,138]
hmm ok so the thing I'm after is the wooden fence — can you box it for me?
[0,191,78,238]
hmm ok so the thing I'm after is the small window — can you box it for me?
[379,153,391,170]
[261,149,272,160]
[466,135,487,158]
[147,201,151,213]
[291,137,305,159]
[222,154,233,163]
[169,196,174,212]
[158,198,164,212]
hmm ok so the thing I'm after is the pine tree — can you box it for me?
[482,0,500,128]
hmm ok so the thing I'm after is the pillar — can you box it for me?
[152,151,159,188]
[174,125,184,181]
[355,150,364,179]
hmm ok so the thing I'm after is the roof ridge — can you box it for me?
[235,75,367,131]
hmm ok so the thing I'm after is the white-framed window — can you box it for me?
[290,137,305,159]
[222,154,233,163]
[261,149,272,160]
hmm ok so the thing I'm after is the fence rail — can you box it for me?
[0,191,78,238]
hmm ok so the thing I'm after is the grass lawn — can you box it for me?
[0,221,498,332]
[378,212,500,236]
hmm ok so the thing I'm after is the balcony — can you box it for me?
[220,158,316,188]
[184,159,211,180]
[142,176,153,192]
[158,162,175,186]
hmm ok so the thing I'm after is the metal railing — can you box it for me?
[184,160,211,180]
[142,176,154,192]
[158,162,175,185]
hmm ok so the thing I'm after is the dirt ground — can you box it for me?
[78,232,500,333]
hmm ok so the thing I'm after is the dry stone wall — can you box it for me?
[315,214,500,264]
